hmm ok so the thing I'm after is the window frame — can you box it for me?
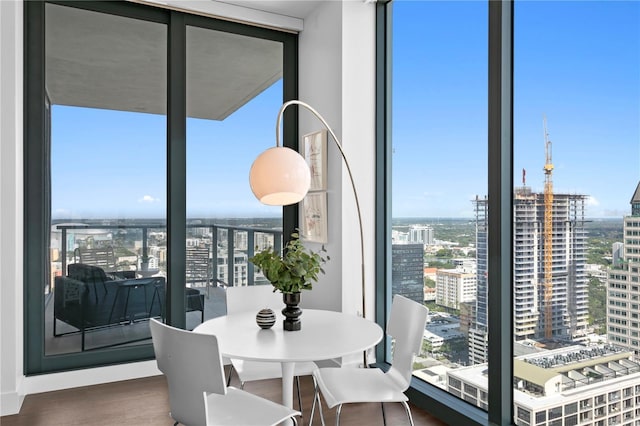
[24,0,298,374]
[375,1,514,425]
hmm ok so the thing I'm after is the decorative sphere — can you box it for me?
[256,308,276,329]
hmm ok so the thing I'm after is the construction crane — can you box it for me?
[543,116,554,340]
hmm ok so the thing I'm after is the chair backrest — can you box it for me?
[68,263,109,283]
[385,295,428,391]
[149,318,227,426]
[186,247,211,284]
[226,284,282,315]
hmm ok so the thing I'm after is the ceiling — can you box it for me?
[218,1,323,20]
[44,1,300,120]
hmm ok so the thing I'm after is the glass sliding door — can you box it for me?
[45,2,167,355]
[184,25,284,327]
[26,0,297,374]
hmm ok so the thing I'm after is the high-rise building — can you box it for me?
[410,225,435,245]
[392,243,424,304]
[469,189,589,364]
[607,181,640,356]
[458,301,476,337]
[217,251,248,287]
[435,269,476,310]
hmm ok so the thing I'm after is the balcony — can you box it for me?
[46,221,283,353]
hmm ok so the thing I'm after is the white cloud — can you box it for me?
[138,195,160,203]
[586,196,599,206]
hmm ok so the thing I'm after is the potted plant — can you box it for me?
[249,232,328,330]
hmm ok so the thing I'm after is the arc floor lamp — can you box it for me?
[249,100,368,366]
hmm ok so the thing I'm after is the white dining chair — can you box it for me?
[225,285,319,416]
[149,318,300,426]
[309,295,428,426]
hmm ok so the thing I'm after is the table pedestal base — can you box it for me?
[281,362,295,426]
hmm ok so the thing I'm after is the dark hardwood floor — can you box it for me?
[1,369,447,426]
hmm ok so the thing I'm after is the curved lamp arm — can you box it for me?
[276,100,366,318]
[253,100,368,367]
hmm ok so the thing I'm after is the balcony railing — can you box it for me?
[54,222,283,288]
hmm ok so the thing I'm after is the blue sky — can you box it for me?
[52,1,639,220]
[392,0,640,218]
[52,82,283,220]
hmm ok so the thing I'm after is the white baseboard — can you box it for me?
[24,360,161,396]
[0,390,25,416]
[1,361,160,416]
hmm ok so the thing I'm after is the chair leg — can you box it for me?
[309,378,317,426]
[309,376,326,426]
[226,364,234,386]
[335,404,343,426]
[381,402,387,426]
[295,376,303,417]
[400,401,415,426]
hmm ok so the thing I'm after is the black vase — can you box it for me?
[282,292,302,331]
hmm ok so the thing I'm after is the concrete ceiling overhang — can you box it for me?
[45,2,283,120]
[136,0,324,32]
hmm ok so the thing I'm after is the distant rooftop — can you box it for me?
[448,345,640,404]
[516,345,636,393]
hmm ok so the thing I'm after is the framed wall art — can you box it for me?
[302,130,327,191]
[301,192,328,243]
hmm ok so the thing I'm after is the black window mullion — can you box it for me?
[24,0,47,375]
[166,11,187,329]
[487,1,514,425]
[281,33,299,241]
[375,0,392,351]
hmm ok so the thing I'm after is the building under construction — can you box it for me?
[469,189,589,364]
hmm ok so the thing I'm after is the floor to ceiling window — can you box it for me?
[385,0,489,417]
[510,3,639,426]
[381,1,639,425]
[185,25,285,328]
[44,2,168,356]
[25,0,296,374]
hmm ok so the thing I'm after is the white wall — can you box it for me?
[0,0,377,415]
[340,0,376,320]
[297,0,376,321]
[0,0,25,416]
[297,0,344,313]
[297,0,377,367]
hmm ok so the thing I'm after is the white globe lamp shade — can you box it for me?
[249,146,311,206]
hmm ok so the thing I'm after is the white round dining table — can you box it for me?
[193,309,383,412]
